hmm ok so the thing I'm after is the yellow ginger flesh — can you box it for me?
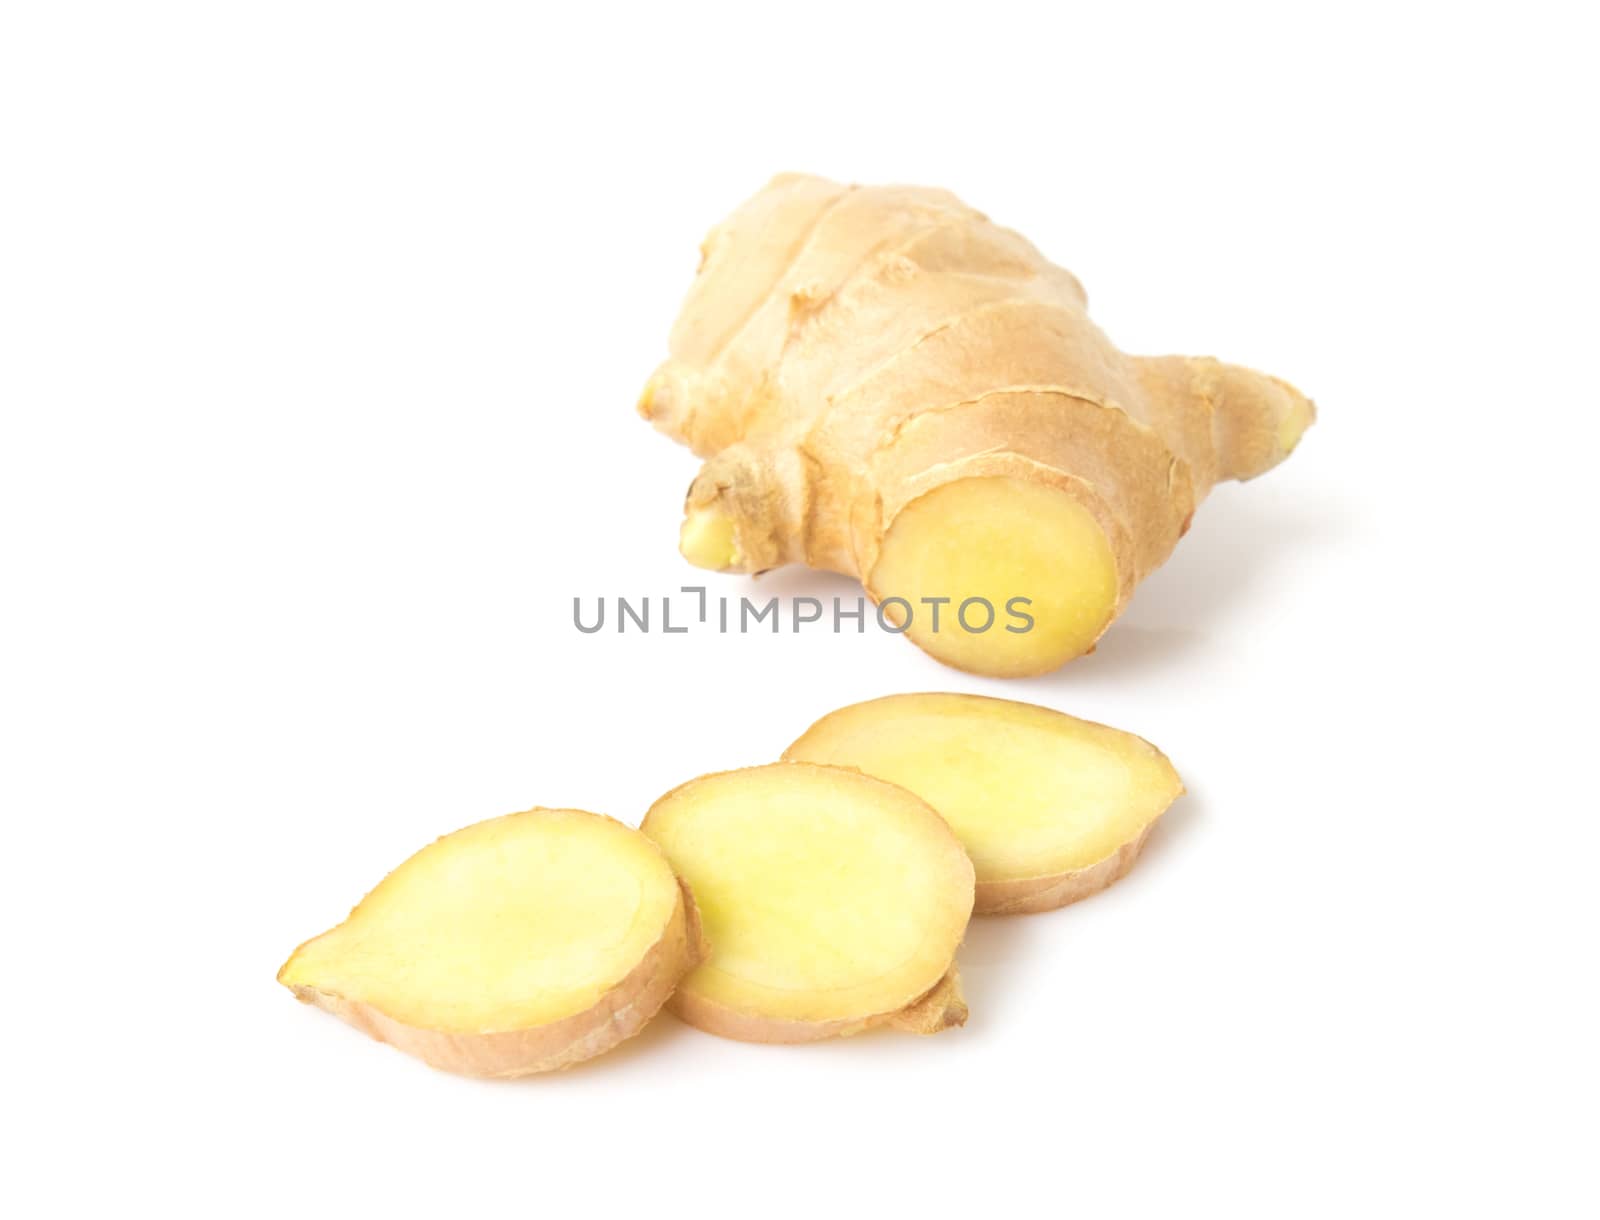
[642,763,974,1041]
[785,693,1183,914]
[279,809,701,1076]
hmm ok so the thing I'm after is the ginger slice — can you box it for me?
[784,693,1183,914]
[278,808,704,1077]
[641,762,974,1042]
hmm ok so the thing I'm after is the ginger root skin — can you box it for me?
[642,763,974,1043]
[641,174,1314,676]
[784,693,1183,914]
[278,809,706,1078]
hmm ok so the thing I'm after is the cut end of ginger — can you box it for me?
[784,693,1183,914]
[868,476,1119,677]
[641,762,974,1042]
[278,808,703,1078]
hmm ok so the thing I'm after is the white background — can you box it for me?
[4,3,1595,1216]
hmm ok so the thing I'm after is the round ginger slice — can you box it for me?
[641,763,975,1043]
[784,693,1183,914]
[277,808,705,1077]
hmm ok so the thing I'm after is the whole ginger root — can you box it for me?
[640,174,1314,676]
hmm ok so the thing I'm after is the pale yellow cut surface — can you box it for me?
[785,693,1182,884]
[642,763,973,1027]
[868,477,1118,677]
[279,809,683,1034]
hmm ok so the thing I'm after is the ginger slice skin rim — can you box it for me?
[278,808,706,1078]
[784,692,1184,914]
[642,762,975,1043]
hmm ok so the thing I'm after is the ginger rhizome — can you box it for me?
[641,174,1314,676]
[785,693,1183,914]
[278,809,704,1077]
[641,762,974,1042]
